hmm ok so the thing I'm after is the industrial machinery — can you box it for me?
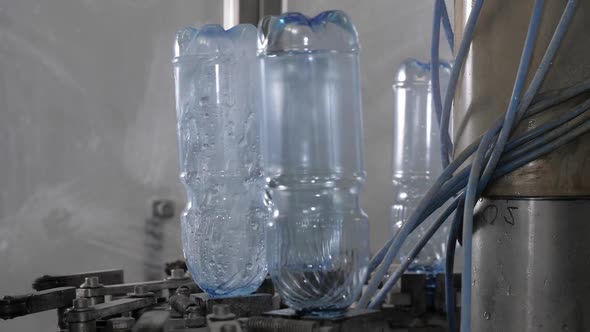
[0,265,460,331]
[3,0,590,331]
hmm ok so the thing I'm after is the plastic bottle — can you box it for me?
[391,59,451,273]
[258,11,369,312]
[173,24,267,297]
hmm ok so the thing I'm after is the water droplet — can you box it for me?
[483,311,491,320]
[506,285,511,296]
[527,119,536,128]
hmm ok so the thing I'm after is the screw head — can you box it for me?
[73,297,90,310]
[81,276,100,288]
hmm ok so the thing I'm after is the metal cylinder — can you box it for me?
[453,1,590,331]
[472,198,590,331]
[453,0,590,196]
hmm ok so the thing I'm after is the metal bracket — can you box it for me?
[0,287,76,320]
[76,276,194,299]
[32,269,124,291]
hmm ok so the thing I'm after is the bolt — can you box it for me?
[170,268,186,280]
[73,298,90,310]
[81,276,101,288]
[220,324,238,332]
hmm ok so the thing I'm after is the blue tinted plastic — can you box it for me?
[173,24,268,297]
[258,11,369,311]
[391,59,452,272]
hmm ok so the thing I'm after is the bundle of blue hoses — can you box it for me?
[357,1,585,332]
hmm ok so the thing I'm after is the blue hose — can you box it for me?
[445,201,463,332]
[431,0,443,124]
[440,0,485,169]
[439,0,454,51]
[461,129,496,332]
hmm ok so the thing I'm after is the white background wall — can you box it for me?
[0,1,451,330]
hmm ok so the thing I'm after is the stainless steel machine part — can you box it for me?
[76,276,192,299]
[472,198,590,331]
[453,0,590,196]
[453,1,590,331]
[67,297,156,332]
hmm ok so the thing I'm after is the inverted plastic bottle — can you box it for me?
[391,59,451,272]
[173,24,267,297]
[258,11,369,311]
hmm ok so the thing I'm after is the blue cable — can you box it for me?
[431,0,443,125]
[506,98,590,151]
[461,129,496,332]
[368,93,588,275]
[528,78,590,116]
[445,201,463,332]
[362,0,580,322]
[440,0,485,169]
[368,112,590,310]
[480,0,577,190]
[460,5,546,326]
[513,0,579,125]
[365,107,590,310]
[495,117,590,179]
[432,0,453,158]
[503,100,590,161]
[440,0,454,51]
[368,196,462,309]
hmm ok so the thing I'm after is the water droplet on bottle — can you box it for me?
[483,311,491,320]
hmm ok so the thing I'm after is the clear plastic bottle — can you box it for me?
[173,24,268,297]
[391,59,451,273]
[258,11,369,312]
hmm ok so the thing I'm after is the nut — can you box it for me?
[80,276,102,289]
[210,304,236,321]
[73,298,90,310]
